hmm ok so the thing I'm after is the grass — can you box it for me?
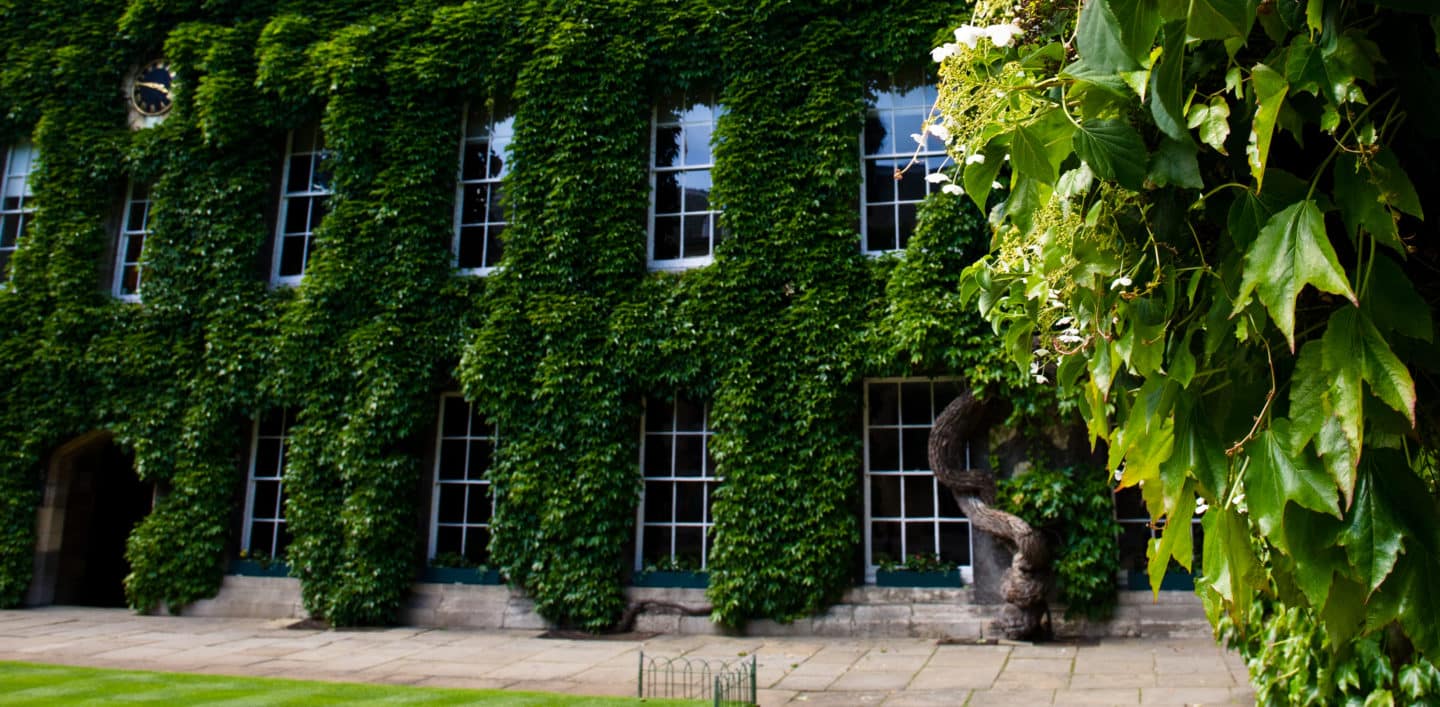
[0,662,701,705]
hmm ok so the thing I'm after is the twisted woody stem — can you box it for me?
[929,389,1052,641]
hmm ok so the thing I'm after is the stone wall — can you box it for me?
[176,576,1211,640]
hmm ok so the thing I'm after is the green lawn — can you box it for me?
[0,662,700,705]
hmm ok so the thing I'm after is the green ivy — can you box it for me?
[996,461,1120,621]
[0,0,1069,631]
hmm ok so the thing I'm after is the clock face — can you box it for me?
[130,60,173,117]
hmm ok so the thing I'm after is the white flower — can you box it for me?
[965,153,986,165]
[1110,276,1133,290]
[1033,348,1049,357]
[1113,467,1124,482]
[1056,334,1084,345]
[985,23,1025,47]
[1195,499,1209,515]
[925,172,951,184]
[925,122,952,143]
[931,42,959,62]
[991,181,1003,189]
[911,132,926,146]
[941,183,963,196]
[954,24,985,48]
[1034,373,1049,384]
[1054,316,1074,327]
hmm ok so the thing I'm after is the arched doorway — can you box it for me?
[28,432,152,607]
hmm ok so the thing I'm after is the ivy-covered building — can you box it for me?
[0,0,1159,630]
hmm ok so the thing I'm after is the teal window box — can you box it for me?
[875,570,963,588]
[1125,569,1195,591]
[229,559,290,578]
[421,567,502,585]
[633,571,709,588]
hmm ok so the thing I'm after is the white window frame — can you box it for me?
[270,125,330,286]
[635,394,718,571]
[112,181,150,302]
[453,104,514,276]
[862,377,974,583]
[860,81,945,255]
[241,409,294,558]
[648,95,722,271]
[0,141,37,282]
[428,393,498,564]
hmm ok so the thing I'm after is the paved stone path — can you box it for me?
[0,607,1254,705]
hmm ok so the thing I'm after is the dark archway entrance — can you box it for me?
[28,432,152,607]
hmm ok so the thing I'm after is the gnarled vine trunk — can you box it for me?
[929,390,1052,641]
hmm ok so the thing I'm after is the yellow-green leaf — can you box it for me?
[1247,64,1288,191]
[1234,199,1357,349]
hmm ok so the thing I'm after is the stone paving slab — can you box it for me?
[0,607,1255,705]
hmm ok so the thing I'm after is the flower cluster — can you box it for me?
[930,22,1025,62]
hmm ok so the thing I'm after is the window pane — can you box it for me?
[654,173,681,215]
[868,383,898,426]
[253,439,282,477]
[644,481,673,522]
[674,396,705,431]
[467,440,493,480]
[462,142,489,181]
[466,485,492,524]
[653,216,681,260]
[866,161,896,203]
[863,115,889,155]
[681,170,711,212]
[643,435,672,475]
[673,526,704,564]
[654,126,681,168]
[647,399,675,433]
[901,428,931,471]
[904,475,935,517]
[279,235,307,276]
[870,475,901,518]
[251,480,280,521]
[457,226,487,269]
[865,206,896,252]
[682,215,710,258]
[435,525,463,556]
[442,397,469,436]
[900,382,931,424]
[897,204,918,250]
[465,527,491,564]
[438,439,467,480]
[905,522,936,558]
[437,485,466,524]
[872,521,902,563]
[485,226,504,267]
[642,527,671,564]
[684,123,712,165]
[461,185,488,224]
[868,428,898,471]
[248,522,277,554]
[939,523,971,565]
[675,481,706,522]
[673,435,704,476]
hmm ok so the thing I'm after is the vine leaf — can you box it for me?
[1186,0,1258,41]
[1202,507,1262,621]
[1371,148,1423,218]
[1073,119,1148,190]
[1247,64,1288,191]
[1364,256,1432,342]
[1149,21,1189,142]
[1147,482,1195,595]
[1148,138,1202,189]
[1321,306,1417,426]
[1291,340,1361,506]
[1339,465,1404,596]
[1234,199,1357,349]
[963,141,1005,212]
[1333,153,1404,254]
[1241,420,1341,546]
[1186,95,1231,154]
[1281,507,1346,608]
[1076,0,1143,74]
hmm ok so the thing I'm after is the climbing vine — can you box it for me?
[936,0,1440,676]
[0,0,1063,632]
